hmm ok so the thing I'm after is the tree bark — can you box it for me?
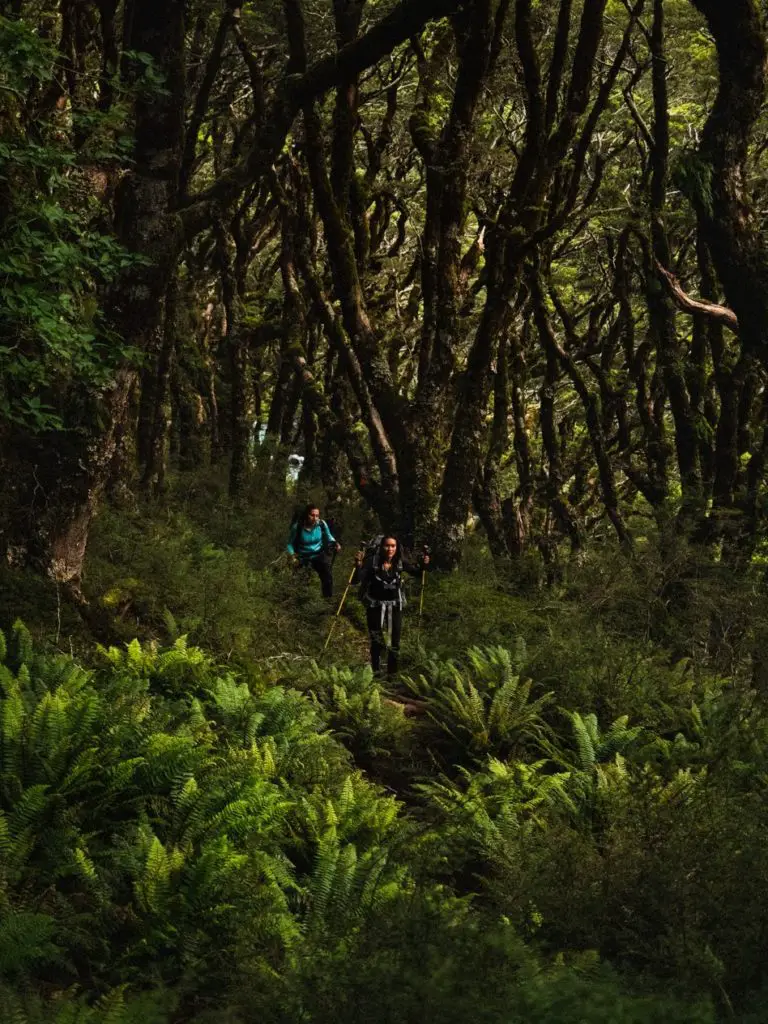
[1,0,187,584]
[407,0,500,541]
[531,273,631,549]
[688,0,768,370]
[434,0,623,566]
[473,323,513,562]
[141,277,178,494]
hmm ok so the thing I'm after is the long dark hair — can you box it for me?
[377,535,402,567]
[301,503,320,524]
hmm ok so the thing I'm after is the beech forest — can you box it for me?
[3,1,768,1021]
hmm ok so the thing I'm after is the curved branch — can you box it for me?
[655,261,739,334]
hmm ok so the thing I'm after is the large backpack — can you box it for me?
[362,534,383,560]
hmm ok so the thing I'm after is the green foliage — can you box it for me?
[301,661,414,762]
[1,617,744,1021]
[406,643,553,766]
[4,491,759,1018]
[417,755,573,892]
[0,17,142,430]
[672,151,714,217]
[84,478,367,665]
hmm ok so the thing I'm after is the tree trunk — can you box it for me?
[435,284,514,565]
[688,0,768,370]
[1,369,136,586]
[214,220,253,500]
[646,0,701,526]
[1,0,187,584]
[473,323,513,562]
[406,0,500,543]
[141,276,178,494]
[538,349,582,553]
[531,274,631,549]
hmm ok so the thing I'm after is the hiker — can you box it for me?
[286,504,341,598]
[355,535,429,676]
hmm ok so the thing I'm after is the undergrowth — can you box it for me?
[0,620,730,1023]
[2,472,768,1019]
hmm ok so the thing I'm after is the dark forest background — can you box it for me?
[4,1,768,1021]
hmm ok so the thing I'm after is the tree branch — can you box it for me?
[178,0,463,236]
[179,5,236,197]
[655,260,740,333]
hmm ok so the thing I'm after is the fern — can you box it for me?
[405,644,552,763]
[539,711,644,828]
[162,608,179,643]
[308,830,340,921]
[12,620,33,667]
[0,912,60,975]
[419,757,572,861]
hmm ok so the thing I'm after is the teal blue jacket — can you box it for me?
[286,519,336,559]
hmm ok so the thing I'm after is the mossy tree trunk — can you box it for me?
[1,0,187,586]
[689,0,768,367]
[434,0,638,567]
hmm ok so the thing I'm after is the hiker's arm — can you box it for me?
[322,520,341,551]
[403,554,430,575]
[286,522,298,555]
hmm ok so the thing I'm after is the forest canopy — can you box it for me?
[6,2,768,1020]
[1,0,767,578]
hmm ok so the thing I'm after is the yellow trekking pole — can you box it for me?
[323,543,365,653]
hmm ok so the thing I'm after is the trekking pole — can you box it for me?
[322,542,365,653]
[416,545,430,638]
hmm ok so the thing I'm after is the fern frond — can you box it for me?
[308,832,340,920]
[0,912,60,975]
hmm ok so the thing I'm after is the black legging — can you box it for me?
[301,551,334,598]
[366,604,403,675]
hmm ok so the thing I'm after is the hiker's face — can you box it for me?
[306,508,320,526]
[382,538,397,560]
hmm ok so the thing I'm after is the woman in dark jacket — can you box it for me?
[355,535,429,675]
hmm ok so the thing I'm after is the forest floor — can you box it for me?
[3,471,768,1023]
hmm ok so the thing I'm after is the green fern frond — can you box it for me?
[0,912,60,974]
[126,638,143,667]
[8,784,50,834]
[568,711,599,772]
[0,987,29,1024]
[95,984,130,1024]
[12,621,33,667]
[162,608,179,643]
[333,841,358,918]
[134,833,185,915]
[73,845,98,884]
[308,832,340,920]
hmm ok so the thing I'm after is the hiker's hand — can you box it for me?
[335,542,342,553]
[290,555,299,568]
[422,554,430,567]
[355,551,364,566]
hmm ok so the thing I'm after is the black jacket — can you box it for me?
[356,552,424,608]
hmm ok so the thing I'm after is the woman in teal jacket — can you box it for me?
[286,504,341,598]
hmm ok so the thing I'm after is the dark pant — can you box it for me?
[366,605,403,675]
[302,551,334,598]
